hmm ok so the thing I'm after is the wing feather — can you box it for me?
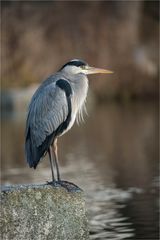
[26,82,68,147]
[25,79,73,168]
[26,81,69,147]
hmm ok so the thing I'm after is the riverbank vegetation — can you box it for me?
[1,1,159,101]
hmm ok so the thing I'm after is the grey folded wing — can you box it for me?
[25,81,69,167]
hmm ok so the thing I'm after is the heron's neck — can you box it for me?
[69,74,88,124]
[70,74,88,95]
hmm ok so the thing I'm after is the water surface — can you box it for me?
[1,101,159,240]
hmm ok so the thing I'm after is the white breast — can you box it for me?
[60,75,88,136]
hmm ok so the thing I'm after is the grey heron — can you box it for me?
[25,59,113,184]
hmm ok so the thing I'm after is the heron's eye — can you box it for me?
[81,65,86,69]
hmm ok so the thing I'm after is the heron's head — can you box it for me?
[60,59,113,75]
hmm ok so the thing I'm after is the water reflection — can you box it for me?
[1,101,159,240]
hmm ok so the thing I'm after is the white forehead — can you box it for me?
[70,59,80,62]
[63,65,82,74]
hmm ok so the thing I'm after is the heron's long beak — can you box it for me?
[86,66,113,75]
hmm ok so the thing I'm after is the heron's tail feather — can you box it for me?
[25,136,41,169]
[25,128,55,169]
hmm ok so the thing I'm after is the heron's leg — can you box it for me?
[48,146,55,182]
[53,139,61,182]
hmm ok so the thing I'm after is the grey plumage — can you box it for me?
[25,59,112,181]
[25,62,88,169]
[25,80,69,168]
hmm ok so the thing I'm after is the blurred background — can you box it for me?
[1,1,159,240]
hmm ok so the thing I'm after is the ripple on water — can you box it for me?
[87,188,135,240]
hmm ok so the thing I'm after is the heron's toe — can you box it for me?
[57,180,82,192]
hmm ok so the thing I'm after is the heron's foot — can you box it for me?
[57,180,82,192]
[47,180,61,187]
